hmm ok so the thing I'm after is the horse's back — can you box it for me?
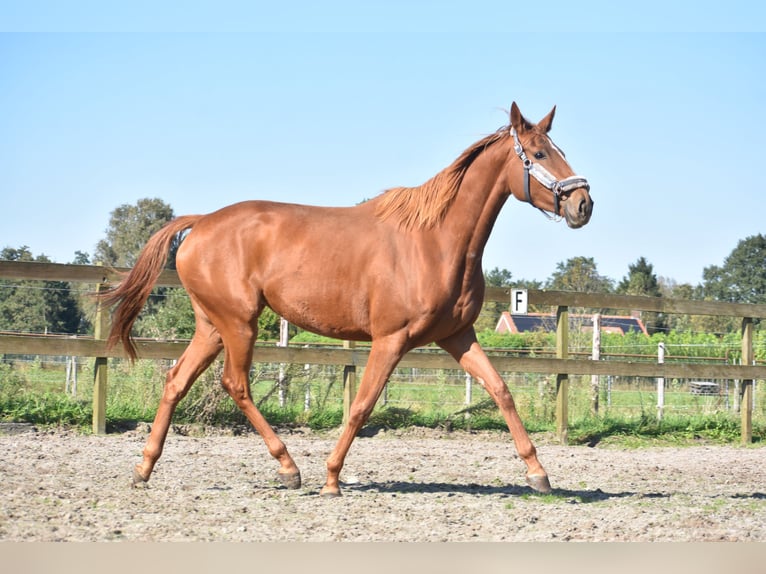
[174,199,389,336]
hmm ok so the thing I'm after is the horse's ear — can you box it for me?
[538,106,556,133]
[510,102,534,133]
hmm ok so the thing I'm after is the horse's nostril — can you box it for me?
[579,198,592,217]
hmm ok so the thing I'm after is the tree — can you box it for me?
[546,256,614,293]
[484,267,513,288]
[544,257,613,324]
[701,234,766,305]
[617,257,665,333]
[658,277,695,333]
[92,198,178,330]
[617,257,661,297]
[72,251,91,265]
[94,198,176,267]
[693,234,766,334]
[0,246,82,334]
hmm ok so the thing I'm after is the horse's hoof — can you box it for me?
[319,487,342,498]
[131,466,149,488]
[526,473,552,493]
[276,471,302,490]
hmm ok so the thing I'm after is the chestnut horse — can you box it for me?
[102,102,593,496]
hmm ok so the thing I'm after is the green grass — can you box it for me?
[566,412,757,446]
[0,391,91,426]
[1,359,763,445]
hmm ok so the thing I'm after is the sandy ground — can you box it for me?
[1,423,764,542]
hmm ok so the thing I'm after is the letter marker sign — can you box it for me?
[511,289,528,315]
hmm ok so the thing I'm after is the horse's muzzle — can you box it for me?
[562,188,594,229]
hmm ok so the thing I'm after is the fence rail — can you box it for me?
[1,261,763,443]
[2,333,765,380]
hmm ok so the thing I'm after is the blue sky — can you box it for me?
[1,3,765,287]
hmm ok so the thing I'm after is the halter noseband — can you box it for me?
[510,127,590,221]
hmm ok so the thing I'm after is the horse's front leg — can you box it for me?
[438,329,552,493]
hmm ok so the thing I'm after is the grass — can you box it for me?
[1,358,764,446]
[565,412,759,447]
[0,391,91,426]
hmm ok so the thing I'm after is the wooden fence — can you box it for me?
[1,260,765,443]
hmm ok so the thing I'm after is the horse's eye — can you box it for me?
[534,151,545,160]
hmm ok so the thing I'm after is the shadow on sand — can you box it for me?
[344,480,648,503]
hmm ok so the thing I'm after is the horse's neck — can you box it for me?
[441,142,510,275]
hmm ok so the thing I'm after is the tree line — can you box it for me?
[2,198,765,339]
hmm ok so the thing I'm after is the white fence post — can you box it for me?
[278,317,289,408]
[65,355,77,397]
[591,313,601,415]
[607,376,612,407]
[464,372,472,420]
[657,342,665,421]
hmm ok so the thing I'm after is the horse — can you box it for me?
[101,102,593,497]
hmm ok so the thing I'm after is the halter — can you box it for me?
[510,127,590,221]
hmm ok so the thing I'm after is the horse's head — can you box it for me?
[507,102,593,228]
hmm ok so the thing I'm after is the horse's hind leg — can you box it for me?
[133,318,223,486]
[218,323,301,489]
[321,334,408,497]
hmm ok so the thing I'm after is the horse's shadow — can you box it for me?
[732,492,766,500]
[343,480,644,503]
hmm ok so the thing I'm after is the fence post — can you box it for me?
[555,305,569,444]
[607,375,613,407]
[657,342,665,421]
[65,355,78,397]
[464,372,473,420]
[590,313,601,415]
[277,317,289,407]
[342,340,357,428]
[741,317,754,444]
[92,279,109,435]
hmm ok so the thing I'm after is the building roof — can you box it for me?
[496,312,648,336]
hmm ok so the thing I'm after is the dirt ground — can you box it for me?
[1,423,764,542]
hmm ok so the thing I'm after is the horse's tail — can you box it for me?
[100,215,203,360]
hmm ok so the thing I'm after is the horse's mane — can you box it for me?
[374,126,509,230]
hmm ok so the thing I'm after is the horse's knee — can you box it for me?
[484,382,516,409]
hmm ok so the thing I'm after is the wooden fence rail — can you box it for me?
[1,261,764,443]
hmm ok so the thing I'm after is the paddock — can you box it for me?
[1,425,764,542]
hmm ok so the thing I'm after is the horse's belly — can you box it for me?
[264,283,373,342]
